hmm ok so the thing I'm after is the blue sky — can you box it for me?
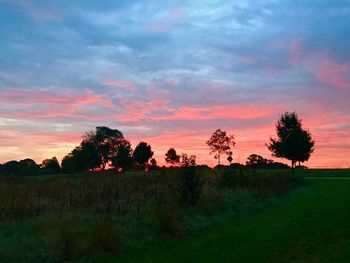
[1,0,350,167]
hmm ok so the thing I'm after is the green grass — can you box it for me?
[117,178,350,263]
[1,171,349,262]
[297,169,350,178]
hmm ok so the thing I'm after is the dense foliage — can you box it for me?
[268,112,315,168]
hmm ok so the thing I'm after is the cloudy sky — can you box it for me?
[1,0,350,167]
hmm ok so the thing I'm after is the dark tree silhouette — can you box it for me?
[267,112,315,169]
[61,141,101,173]
[133,142,154,167]
[41,156,60,173]
[165,147,180,166]
[150,158,157,167]
[1,159,40,176]
[180,153,196,167]
[84,126,124,170]
[246,154,268,167]
[206,129,235,165]
[111,139,133,170]
[18,158,40,176]
[1,160,21,175]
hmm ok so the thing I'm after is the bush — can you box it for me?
[78,216,121,257]
[180,167,203,205]
[55,212,81,260]
[219,170,249,188]
[154,202,182,237]
[198,186,225,215]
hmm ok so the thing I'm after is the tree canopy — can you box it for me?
[41,157,60,173]
[206,129,235,165]
[180,153,196,167]
[0,159,40,176]
[111,139,133,171]
[165,148,181,166]
[267,112,315,168]
[61,141,101,173]
[83,126,124,170]
[133,142,154,166]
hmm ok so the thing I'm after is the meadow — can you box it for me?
[0,168,349,262]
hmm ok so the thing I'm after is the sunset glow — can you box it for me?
[1,1,349,168]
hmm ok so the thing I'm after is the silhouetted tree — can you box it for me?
[179,154,201,204]
[1,160,21,175]
[267,112,315,169]
[150,158,157,166]
[41,156,60,173]
[149,158,158,170]
[84,126,124,170]
[18,158,40,176]
[180,153,196,167]
[165,148,180,166]
[294,130,315,165]
[133,142,154,167]
[206,129,235,165]
[246,154,268,167]
[61,141,101,173]
[111,139,133,171]
[1,159,40,176]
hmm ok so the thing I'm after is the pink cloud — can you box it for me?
[103,80,136,92]
[116,98,279,123]
[0,88,114,106]
[316,59,350,89]
[0,130,82,164]
[0,88,114,121]
[237,55,256,64]
[289,38,304,65]
[145,7,185,32]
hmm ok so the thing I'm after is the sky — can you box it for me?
[0,0,350,168]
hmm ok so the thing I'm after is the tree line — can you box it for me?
[0,111,314,175]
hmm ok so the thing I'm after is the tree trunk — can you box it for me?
[218,154,220,165]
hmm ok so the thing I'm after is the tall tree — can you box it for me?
[61,141,101,173]
[111,139,133,171]
[165,147,181,166]
[206,129,235,165]
[133,142,154,167]
[84,126,124,169]
[267,112,315,169]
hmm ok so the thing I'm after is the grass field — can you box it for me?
[118,177,350,263]
[0,170,349,262]
[298,168,350,178]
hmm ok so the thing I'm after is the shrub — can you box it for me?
[180,167,203,205]
[198,186,225,215]
[56,212,81,260]
[219,170,249,188]
[78,216,121,257]
[154,202,182,237]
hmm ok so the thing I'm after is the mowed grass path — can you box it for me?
[120,179,350,263]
